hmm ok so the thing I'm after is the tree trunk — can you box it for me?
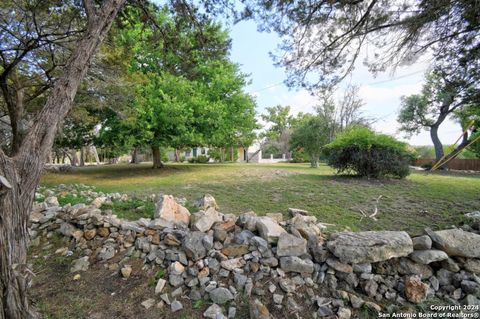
[70,149,78,166]
[0,1,125,317]
[430,125,444,163]
[310,156,319,168]
[230,146,234,162]
[152,146,164,169]
[91,146,100,165]
[175,149,180,162]
[79,147,85,166]
[131,147,140,164]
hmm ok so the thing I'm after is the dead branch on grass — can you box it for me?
[358,195,383,221]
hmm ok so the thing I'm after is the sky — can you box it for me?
[227,20,461,146]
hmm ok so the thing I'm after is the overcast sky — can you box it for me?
[228,20,461,146]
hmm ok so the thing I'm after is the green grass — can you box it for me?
[40,162,480,235]
[101,198,155,220]
[56,193,90,207]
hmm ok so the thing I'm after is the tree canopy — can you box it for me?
[398,69,479,163]
[218,0,480,91]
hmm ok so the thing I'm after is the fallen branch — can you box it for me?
[358,195,383,221]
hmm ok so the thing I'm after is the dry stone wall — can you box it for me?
[29,185,480,318]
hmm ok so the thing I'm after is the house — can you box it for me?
[167,143,289,163]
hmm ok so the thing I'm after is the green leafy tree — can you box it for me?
[290,114,329,168]
[398,70,478,164]
[260,105,293,156]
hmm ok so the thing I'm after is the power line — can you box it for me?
[366,69,426,86]
[248,81,285,94]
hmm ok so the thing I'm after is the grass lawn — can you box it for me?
[41,162,480,235]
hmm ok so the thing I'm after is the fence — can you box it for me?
[413,158,480,171]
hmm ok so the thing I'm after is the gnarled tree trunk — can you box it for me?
[0,1,125,317]
[430,124,444,163]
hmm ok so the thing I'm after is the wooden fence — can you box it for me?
[413,158,480,171]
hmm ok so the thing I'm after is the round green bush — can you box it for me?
[323,127,414,178]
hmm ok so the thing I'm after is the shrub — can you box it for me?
[187,155,209,163]
[324,127,414,178]
[208,148,223,162]
[179,155,186,163]
[196,155,209,163]
[290,147,310,163]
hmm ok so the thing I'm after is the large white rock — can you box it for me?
[327,231,413,264]
[426,228,480,258]
[154,195,190,227]
[256,217,286,243]
[193,194,219,210]
[193,207,222,232]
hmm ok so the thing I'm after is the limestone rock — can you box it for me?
[327,231,413,264]
[209,287,234,304]
[249,299,270,319]
[169,261,185,275]
[405,275,429,304]
[204,304,224,319]
[141,298,156,309]
[70,256,89,272]
[121,265,132,278]
[171,300,183,312]
[462,258,480,274]
[409,249,448,264]
[91,196,107,208]
[98,227,109,237]
[222,244,249,257]
[182,231,208,261]
[155,278,167,294]
[289,214,321,237]
[84,229,96,240]
[256,217,286,243]
[194,194,218,210]
[412,235,432,250]
[59,223,78,237]
[288,208,309,216]
[221,258,243,271]
[337,307,352,319]
[426,228,480,258]
[45,196,59,207]
[279,256,314,273]
[193,207,222,232]
[326,258,353,273]
[155,195,190,227]
[276,233,307,257]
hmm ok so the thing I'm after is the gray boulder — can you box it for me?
[183,231,208,261]
[412,235,432,250]
[327,231,413,263]
[210,287,234,304]
[276,233,307,257]
[193,207,222,232]
[409,250,449,264]
[426,228,480,258]
[256,217,286,243]
[279,256,314,273]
